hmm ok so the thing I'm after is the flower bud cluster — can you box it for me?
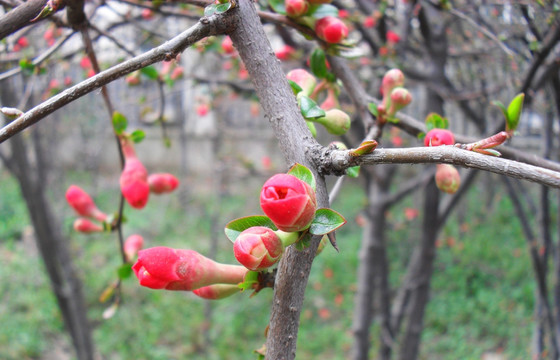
[375,69,412,123]
[423,128,460,194]
[286,68,351,136]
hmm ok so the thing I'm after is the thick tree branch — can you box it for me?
[0,0,54,40]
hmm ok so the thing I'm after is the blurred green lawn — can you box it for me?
[0,170,547,359]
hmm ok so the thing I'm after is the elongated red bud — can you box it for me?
[148,173,179,194]
[120,158,150,209]
[124,234,144,262]
[74,218,103,233]
[65,185,107,221]
[193,284,241,300]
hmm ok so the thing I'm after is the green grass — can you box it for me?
[0,171,549,359]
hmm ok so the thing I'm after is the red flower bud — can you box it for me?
[124,234,144,262]
[73,218,103,233]
[386,30,401,44]
[381,69,405,97]
[66,185,107,221]
[193,284,240,300]
[148,173,180,194]
[424,129,455,147]
[260,174,317,232]
[221,36,235,55]
[120,158,150,209]
[386,87,412,116]
[435,164,461,194]
[285,0,309,17]
[17,37,29,48]
[275,45,296,61]
[286,69,317,97]
[233,227,284,271]
[315,16,349,44]
[141,8,154,20]
[170,66,184,80]
[132,247,248,291]
[79,56,92,70]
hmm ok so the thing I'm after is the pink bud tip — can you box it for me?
[120,158,150,209]
[124,234,144,262]
[424,129,455,147]
[285,0,309,17]
[66,185,107,221]
[315,16,349,44]
[148,173,180,194]
[73,218,103,233]
[260,174,317,232]
[233,227,284,271]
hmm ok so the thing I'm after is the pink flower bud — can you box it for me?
[363,16,376,28]
[386,87,412,116]
[73,218,103,233]
[65,185,107,221]
[319,88,340,110]
[315,16,349,44]
[275,45,296,61]
[386,30,401,44]
[148,173,179,194]
[124,234,144,262]
[286,69,317,97]
[132,247,248,291]
[141,8,154,20]
[193,284,240,300]
[233,227,284,271]
[120,158,150,209]
[285,0,309,17]
[80,56,92,70]
[221,36,235,55]
[315,108,351,135]
[17,37,29,48]
[260,174,317,232]
[424,129,455,147]
[170,66,184,80]
[381,69,405,97]
[435,164,461,194]
[125,73,141,86]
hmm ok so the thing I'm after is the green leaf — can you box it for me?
[349,140,378,157]
[368,103,378,117]
[287,163,316,190]
[204,3,218,16]
[346,166,360,178]
[225,216,277,243]
[268,0,286,14]
[295,232,312,251]
[417,132,426,140]
[130,129,146,143]
[310,48,328,79]
[238,271,259,291]
[309,208,347,235]
[215,2,232,14]
[112,111,128,134]
[19,58,35,72]
[117,264,133,279]
[386,116,399,124]
[288,79,303,95]
[506,93,524,132]
[492,100,508,123]
[299,95,326,119]
[425,112,448,131]
[307,3,339,19]
[140,65,159,80]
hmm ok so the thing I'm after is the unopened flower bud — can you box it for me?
[124,234,144,262]
[315,108,351,135]
[435,164,461,194]
[386,87,412,116]
[120,158,150,209]
[275,45,296,61]
[381,69,405,97]
[74,218,103,233]
[315,16,349,44]
[66,185,107,221]
[221,36,235,55]
[287,69,317,97]
[424,129,455,147]
[285,0,309,17]
[193,284,240,300]
[233,227,284,271]
[133,247,248,291]
[148,173,179,194]
[260,174,317,232]
[319,88,340,111]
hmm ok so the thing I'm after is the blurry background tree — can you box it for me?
[0,0,559,359]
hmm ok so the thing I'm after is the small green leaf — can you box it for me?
[215,2,232,14]
[117,264,133,279]
[310,48,328,79]
[307,3,339,19]
[295,232,312,251]
[238,271,259,291]
[506,93,524,132]
[268,0,286,14]
[386,116,400,124]
[417,132,426,140]
[204,3,218,16]
[492,100,508,123]
[299,95,326,119]
[287,163,316,190]
[346,166,360,178]
[349,140,378,156]
[225,216,277,243]
[112,111,128,134]
[140,65,159,80]
[309,208,347,235]
[368,103,378,117]
[425,112,448,131]
[288,80,303,95]
[130,129,145,143]
[19,58,35,72]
